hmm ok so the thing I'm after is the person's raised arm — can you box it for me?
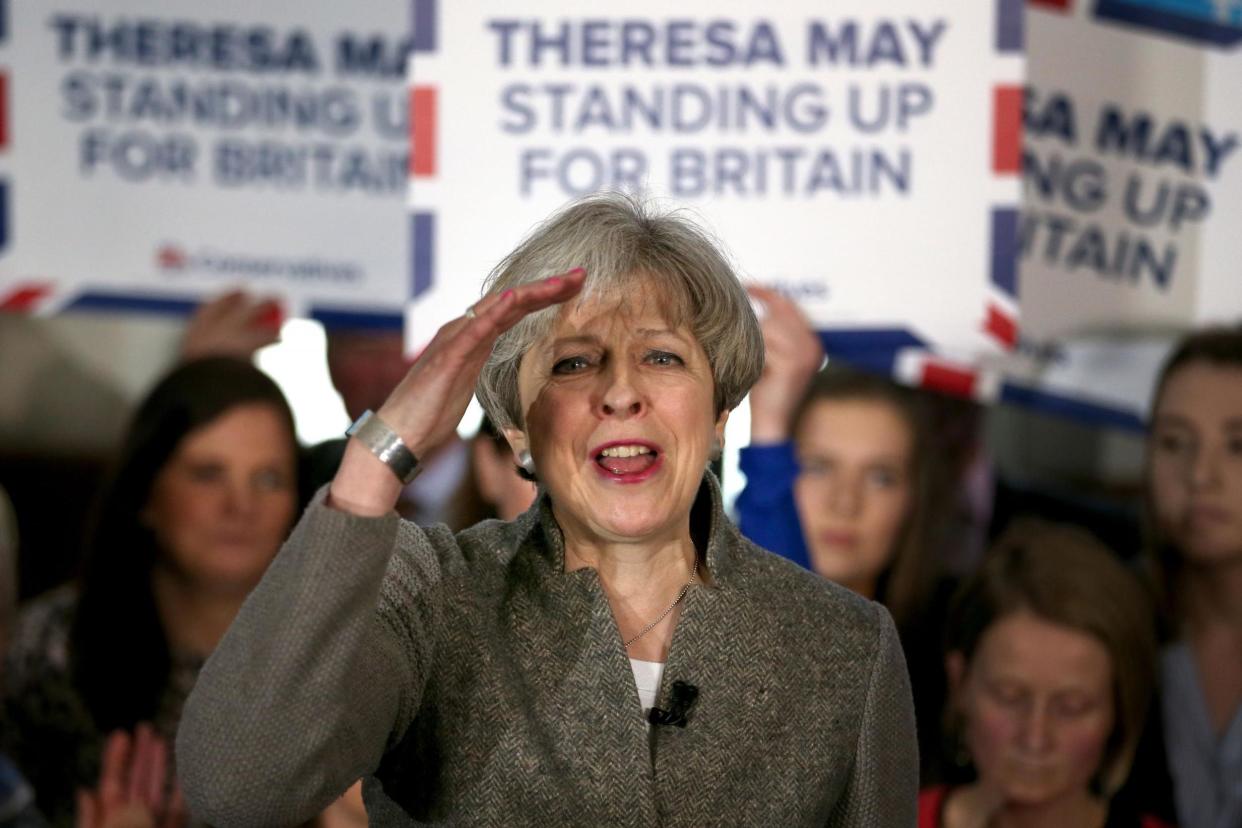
[736,286,822,566]
[744,285,823,445]
[176,270,585,826]
[328,270,586,516]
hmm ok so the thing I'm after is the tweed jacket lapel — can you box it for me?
[501,473,811,822]
[497,486,662,822]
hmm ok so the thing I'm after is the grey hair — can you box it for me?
[476,193,764,430]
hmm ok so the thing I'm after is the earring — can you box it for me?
[518,449,536,475]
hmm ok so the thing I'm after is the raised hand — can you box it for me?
[746,285,825,444]
[76,725,187,828]
[329,268,586,516]
[180,290,284,361]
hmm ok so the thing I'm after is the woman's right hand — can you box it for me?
[746,285,824,444]
[76,725,186,828]
[329,268,586,516]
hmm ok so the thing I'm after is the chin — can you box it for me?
[993,769,1075,808]
[194,557,272,592]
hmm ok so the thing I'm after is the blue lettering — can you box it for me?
[704,21,737,67]
[488,20,522,67]
[500,84,536,134]
[745,22,784,67]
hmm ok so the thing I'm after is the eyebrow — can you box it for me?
[547,335,600,349]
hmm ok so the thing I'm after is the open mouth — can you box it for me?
[594,442,661,478]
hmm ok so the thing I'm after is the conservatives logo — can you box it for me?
[154,243,363,284]
[1035,0,1242,46]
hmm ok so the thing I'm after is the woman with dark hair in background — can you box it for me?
[1145,326,1242,828]
[2,357,300,825]
[923,520,1171,828]
[738,286,956,777]
[446,415,538,529]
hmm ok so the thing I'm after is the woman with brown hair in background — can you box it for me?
[923,520,1171,828]
[1145,326,1242,828]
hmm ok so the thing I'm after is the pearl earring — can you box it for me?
[518,449,536,474]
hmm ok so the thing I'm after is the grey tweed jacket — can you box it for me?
[177,474,917,826]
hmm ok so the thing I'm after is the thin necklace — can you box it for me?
[624,557,699,649]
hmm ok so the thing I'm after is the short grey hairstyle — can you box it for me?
[476,193,764,430]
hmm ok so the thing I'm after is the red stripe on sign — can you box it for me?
[1028,0,1071,9]
[984,303,1018,349]
[993,86,1022,174]
[411,86,437,177]
[0,73,8,150]
[0,284,52,312]
[921,361,977,399]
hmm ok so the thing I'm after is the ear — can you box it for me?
[712,408,731,451]
[501,425,529,466]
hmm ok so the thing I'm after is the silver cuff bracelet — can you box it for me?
[345,410,422,485]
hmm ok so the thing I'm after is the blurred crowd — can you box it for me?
[0,288,1239,828]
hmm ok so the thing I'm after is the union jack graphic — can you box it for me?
[410,0,438,306]
[873,0,1023,403]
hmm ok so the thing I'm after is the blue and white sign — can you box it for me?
[0,1,413,327]
[1005,0,1242,429]
[409,0,1025,397]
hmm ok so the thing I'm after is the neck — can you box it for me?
[1181,555,1242,631]
[951,785,1105,828]
[561,519,698,662]
[150,565,250,658]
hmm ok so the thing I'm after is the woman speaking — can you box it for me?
[177,195,917,826]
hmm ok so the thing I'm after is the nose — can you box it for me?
[828,474,863,518]
[599,362,645,419]
[1188,444,1222,491]
[1018,701,1054,755]
[222,475,258,519]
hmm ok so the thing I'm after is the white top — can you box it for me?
[629,658,665,714]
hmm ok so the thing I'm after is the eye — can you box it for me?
[987,681,1026,707]
[253,468,290,491]
[1154,430,1193,455]
[798,457,833,478]
[1053,695,1097,717]
[552,355,593,375]
[645,349,684,367]
[185,463,224,484]
[1227,435,1242,456]
[865,466,901,488]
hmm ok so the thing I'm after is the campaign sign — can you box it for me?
[0,1,413,327]
[1006,0,1242,428]
[408,0,1024,395]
